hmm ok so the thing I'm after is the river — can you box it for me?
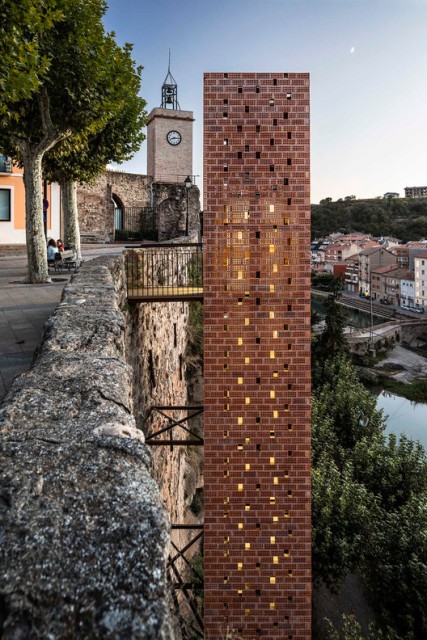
[376,392,427,449]
[312,296,427,448]
[311,297,383,329]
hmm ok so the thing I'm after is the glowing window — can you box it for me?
[238,483,243,491]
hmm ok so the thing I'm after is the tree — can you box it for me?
[312,278,350,388]
[0,0,143,282]
[312,454,373,587]
[362,496,427,638]
[0,1,62,110]
[43,46,146,258]
[311,352,427,636]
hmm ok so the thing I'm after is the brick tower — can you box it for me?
[203,72,311,639]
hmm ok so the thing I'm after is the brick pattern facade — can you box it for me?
[203,72,311,639]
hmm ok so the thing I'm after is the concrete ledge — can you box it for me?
[0,256,174,639]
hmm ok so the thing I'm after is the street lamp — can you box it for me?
[184,175,192,236]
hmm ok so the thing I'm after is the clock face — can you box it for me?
[167,130,182,146]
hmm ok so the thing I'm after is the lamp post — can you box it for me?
[184,175,192,236]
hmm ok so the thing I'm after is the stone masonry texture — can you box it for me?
[77,170,200,242]
[203,72,312,639]
[0,256,176,639]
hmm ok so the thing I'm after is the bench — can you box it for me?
[48,250,80,273]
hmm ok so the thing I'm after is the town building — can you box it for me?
[384,192,400,198]
[358,246,398,296]
[344,254,360,292]
[404,186,427,198]
[400,274,415,308]
[0,154,61,246]
[371,265,412,305]
[203,72,312,639]
[414,252,427,309]
[0,65,200,249]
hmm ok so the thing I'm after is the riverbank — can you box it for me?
[358,344,427,403]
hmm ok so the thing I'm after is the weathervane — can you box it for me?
[161,49,180,110]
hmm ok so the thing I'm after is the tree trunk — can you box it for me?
[22,152,50,283]
[62,179,81,260]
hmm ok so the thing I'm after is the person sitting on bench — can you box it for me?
[47,239,59,262]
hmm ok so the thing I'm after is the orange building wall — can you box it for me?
[0,165,53,235]
[203,72,312,639]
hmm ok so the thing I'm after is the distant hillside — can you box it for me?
[311,197,427,242]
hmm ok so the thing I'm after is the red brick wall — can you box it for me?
[203,72,311,639]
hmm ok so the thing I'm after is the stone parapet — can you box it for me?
[0,256,175,639]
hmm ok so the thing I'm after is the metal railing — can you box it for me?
[115,206,157,242]
[125,243,203,301]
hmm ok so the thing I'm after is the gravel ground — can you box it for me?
[374,344,427,382]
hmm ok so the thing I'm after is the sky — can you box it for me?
[103,0,427,204]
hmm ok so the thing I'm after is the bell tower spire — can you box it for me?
[161,50,180,109]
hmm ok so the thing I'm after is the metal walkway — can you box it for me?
[125,243,203,302]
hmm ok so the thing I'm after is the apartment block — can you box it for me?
[203,72,311,639]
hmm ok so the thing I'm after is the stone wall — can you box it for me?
[0,255,187,639]
[77,171,200,242]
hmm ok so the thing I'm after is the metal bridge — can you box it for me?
[125,243,203,302]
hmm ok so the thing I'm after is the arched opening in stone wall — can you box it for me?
[112,193,124,232]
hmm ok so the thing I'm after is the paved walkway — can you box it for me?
[0,245,125,403]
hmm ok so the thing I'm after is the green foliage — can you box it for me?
[361,496,427,638]
[325,614,403,640]
[365,373,427,404]
[313,357,384,456]
[312,272,336,290]
[352,433,427,511]
[313,291,427,635]
[312,279,350,388]
[312,352,427,636]
[312,455,374,586]
[42,41,146,184]
[0,0,63,112]
[312,197,427,242]
[186,301,204,374]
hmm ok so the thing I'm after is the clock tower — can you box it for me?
[147,58,194,183]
